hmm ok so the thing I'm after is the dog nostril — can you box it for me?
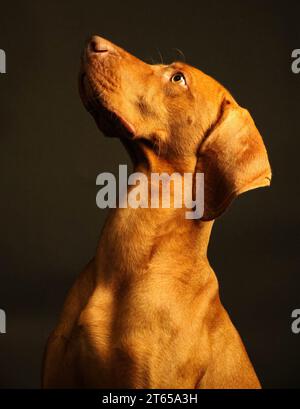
[89,38,109,54]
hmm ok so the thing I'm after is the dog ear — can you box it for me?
[197,98,271,221]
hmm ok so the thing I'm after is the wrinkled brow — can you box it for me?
[169,62,189,71]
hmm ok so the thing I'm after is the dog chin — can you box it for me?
[92,105,136,140]
[79,73,136,139]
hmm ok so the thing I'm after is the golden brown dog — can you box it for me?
[42,36,271,389]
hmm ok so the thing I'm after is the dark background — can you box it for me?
[0,0,299,388]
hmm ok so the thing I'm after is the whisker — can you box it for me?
[156,48,164,65]
[144,55,156,65]
[173,47,186,62]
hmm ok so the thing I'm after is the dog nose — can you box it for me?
[87,36,114,54]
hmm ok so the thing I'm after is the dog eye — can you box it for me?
[171,72,186,86]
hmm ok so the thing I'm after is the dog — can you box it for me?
[42,36,271,389]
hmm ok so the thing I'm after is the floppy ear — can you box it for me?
[197,99,272,221]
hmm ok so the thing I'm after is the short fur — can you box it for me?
[42,36,271,389]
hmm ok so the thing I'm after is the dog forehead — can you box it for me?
[188,66,227,105]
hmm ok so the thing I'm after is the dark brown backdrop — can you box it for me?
[0,0,299,388]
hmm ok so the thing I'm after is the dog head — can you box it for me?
[79,36,271,220]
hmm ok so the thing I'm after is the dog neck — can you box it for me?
[95,139,214,284]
